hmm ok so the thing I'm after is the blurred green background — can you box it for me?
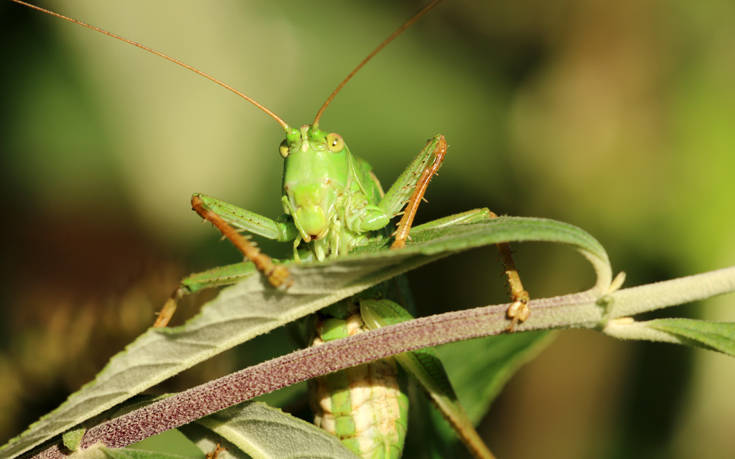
[1,0,734,457]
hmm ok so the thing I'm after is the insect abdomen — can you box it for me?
[311,309,409,458]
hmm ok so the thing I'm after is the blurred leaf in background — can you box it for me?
[1,1,733,458]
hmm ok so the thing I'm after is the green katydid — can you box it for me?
[13,0,531,457]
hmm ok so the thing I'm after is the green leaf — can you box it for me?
[1,216,610,457]
[191,401,358,459]
[101,447,194,459]
[62,427,86,452]
[647,318,735,356]
[436,331,554,423]
[178,424,247,459]
[413,331,552,456]
[128,428,205,458]
[64,443,107,459]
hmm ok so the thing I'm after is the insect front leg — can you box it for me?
[191,194,294,288]
[153,194,297,327]
[194,193,299,242]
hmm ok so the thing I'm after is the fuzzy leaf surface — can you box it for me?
[2,216,610,457]
[647,318,735,356]
[193,402,358,459]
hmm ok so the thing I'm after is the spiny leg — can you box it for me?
[396,205,531,331]
[153,196,291,328]
[153,262,262,328]
[153,286,186,328]
[381,135,528,327]
[390,135,447,249]
[191,195,291,288]
[486,210,530,331]
[410,207,494,233]
[418,208,531,330]
[205,443,225,459]
[193,193,298,242]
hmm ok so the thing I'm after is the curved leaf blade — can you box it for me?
[192,402,358,459]
[647,318,735,356]
[436,331,554,422]
[2,216,610,458]
[100,448,192,459]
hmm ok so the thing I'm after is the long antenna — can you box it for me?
[312,0,443,125]
[12,0,290,131]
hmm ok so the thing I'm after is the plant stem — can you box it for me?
[33,265,735,458]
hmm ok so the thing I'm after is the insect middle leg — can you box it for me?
[391,135,447,249]
[378,136,530,329]
[487,211,530,331]
[394,205,530,330]
[376,134,448,249]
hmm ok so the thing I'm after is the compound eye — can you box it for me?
[326,133,344,152]
[279,140,289,158]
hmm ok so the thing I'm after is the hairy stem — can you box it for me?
[34,265,735,458]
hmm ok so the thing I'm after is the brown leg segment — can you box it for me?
[152,197,291,328]
[191,195,292,288]
[205,443,225,459]
[385,136,528,329]
[487,212,531,331]
[391,135,448,249]
[153,287,186,328]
